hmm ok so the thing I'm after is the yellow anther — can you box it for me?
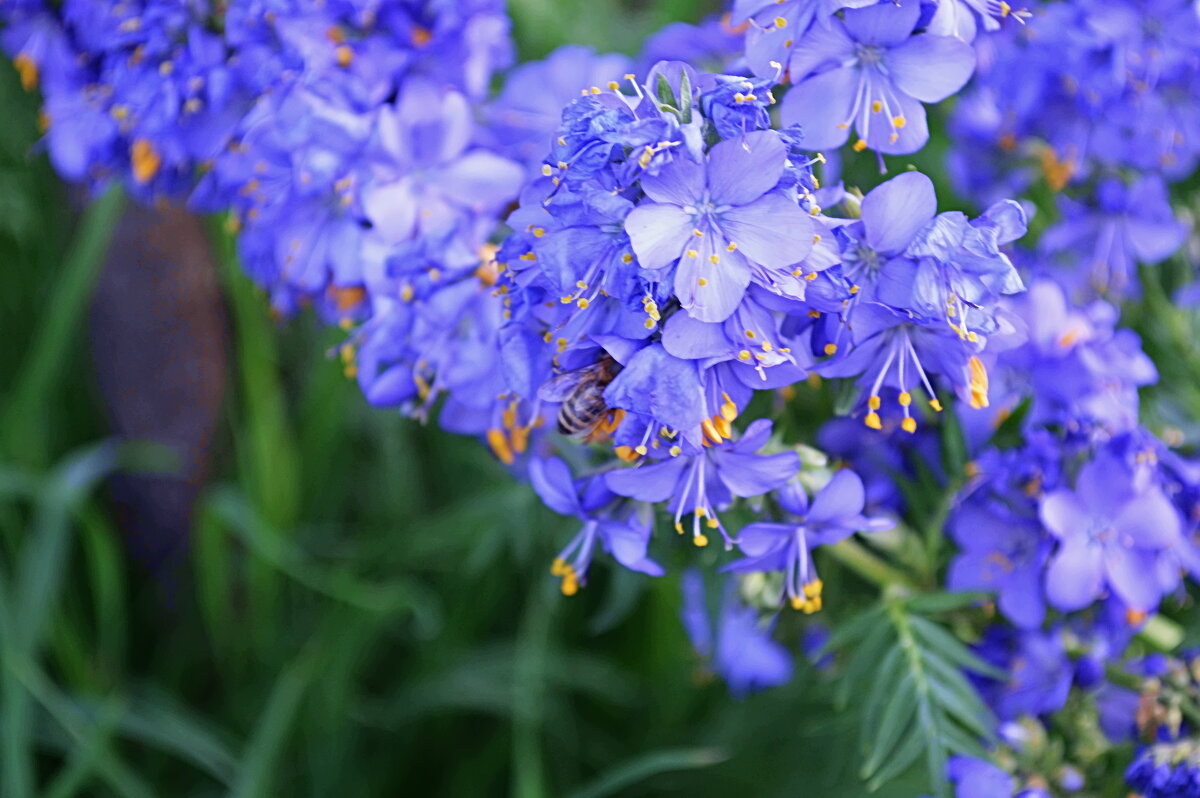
[701,418,723,444]
[607,80,620,90]
[622,253,634,264]
[868,395,881,411]
[803,579,823,598]
[428,267,441,282]
[734,92,746,103]
[864,411,882,430]
[898,392,912,407]
[849,284,860,294]
[557,161,568,169]
[532,227,545,238]
[561,574,579,596]
[968,356,990,409]
[669,445,682,457]
[805,272,818,282]
[901,417,917,434]
[131,139,161,183]
[720,394,738,422]
[557,136,566,146]
[1000,1,1012,16]
[335,45,353,67]
[542,164,553,176]
[13,53,39,91]
[853,139,868,152]
[745,330,756,339]
[892,115,906,128]
[774,15,787,27]
[555,337,568,350]
[551,558,568,576]
[713,415,732,439]
[693,228,704,237]
[644,318,656,329]
[686,249,699,258]
[930,398,944,412]
[727,242,738,251]
[698,277,708,287]
[401,284,415,302]
[823,343,837,355]
[487,428,514,465]
[590,86,601,94]
[872,100,882,113]
[694,534,709,547]
[808,310,821,319]
[790,596,805,611]
[738,349,752,361]
[675,521,685,535]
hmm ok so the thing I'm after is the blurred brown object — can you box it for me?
[88,201,228,577]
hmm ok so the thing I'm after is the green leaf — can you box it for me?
[903,591,989,615]
[564,747,726,798]
[832,600,999,797]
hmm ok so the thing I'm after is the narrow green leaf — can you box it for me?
[231,653,315,798]
[862,673,918,779]
[564,747,726,798]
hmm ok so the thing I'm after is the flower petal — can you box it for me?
[808,469,866,523]
[1038,490,1088,540]
[719,193,816,269]
[625,202,693,270]
[640,153,705,205]
[778,66,857,151]
[1113,488,1181,549]
[605,457,688,502]
[716,451,800,498]
[885,34,976,103]
[1045,536,1103,612]
[1104,546,1161,611]
[673,230,751,323]
[529,457,582,517]
[861,171,937,254]
[705,130,787,206]
[842,1,919,46]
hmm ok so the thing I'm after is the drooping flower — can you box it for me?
[530,456,663,595]
[724,469,892,611]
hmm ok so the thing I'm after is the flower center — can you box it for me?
[856,44,884,67]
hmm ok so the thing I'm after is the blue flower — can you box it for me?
[530,456,663,595]
[947,756,1015,798]
[605,419,799,547]
[625,129,817,322]
[780,1,975,154]
[724,469,892,611]
[1039,452,1182,612]
[681,570,793,697]
[948,502,1050,629]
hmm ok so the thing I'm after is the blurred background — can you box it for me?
[0,1,933,795]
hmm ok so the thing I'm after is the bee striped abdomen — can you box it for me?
[558,386,609,437]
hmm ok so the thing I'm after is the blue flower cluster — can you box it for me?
[949,0,1197,298]
[494,59,1022,611]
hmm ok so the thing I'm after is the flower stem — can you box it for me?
[826,537,916,592]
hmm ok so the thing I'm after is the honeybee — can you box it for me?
[539,354,622,440]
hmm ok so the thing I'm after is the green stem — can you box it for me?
[826,537,916,592]
[1,185,127,465]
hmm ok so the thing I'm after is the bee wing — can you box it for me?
[538,370,586,402]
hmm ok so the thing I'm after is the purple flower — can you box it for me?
[948,503,1050,629]
[530,456,663,595]
[624,129,816,322]
[780,2,975,154]
[724,469,892,610]
[947,756,1014,798]
[605,419,799,547]
[361,79,524,248]
[1039,175,1187,299]
[681,570,794,697]
[1039,453,1182,612]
